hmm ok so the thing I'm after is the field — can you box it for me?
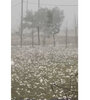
[11,46,78,100]
[11,0,78,99]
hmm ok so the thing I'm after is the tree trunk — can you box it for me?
[65,22,68,48]
[43,33,46,46]
[53,34,56,47]
[65,27,68,48]
[37,27,40,45]
[32,28,34,47]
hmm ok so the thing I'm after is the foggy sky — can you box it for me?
[11,0,78,32]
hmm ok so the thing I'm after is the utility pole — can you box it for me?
[37,0,40,45]
[20,0,23,47]
[26,0,28,12]
[38,0,40,9]
[74,16,78,48]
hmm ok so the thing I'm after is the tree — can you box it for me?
[34,7,64,46]
[34,8,48,46]
[23,11,34,47]
[46,8,64,46]
[34,9,47,45]
[23,8,64,47]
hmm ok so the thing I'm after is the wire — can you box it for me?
[11,2,21,8]
[12,1,78,8]
[28,2,78,7]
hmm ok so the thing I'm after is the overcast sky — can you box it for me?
[11,0,78,32]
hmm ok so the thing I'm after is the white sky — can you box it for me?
[11,0,78,32]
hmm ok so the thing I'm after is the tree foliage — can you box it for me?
[24,7,64,35]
